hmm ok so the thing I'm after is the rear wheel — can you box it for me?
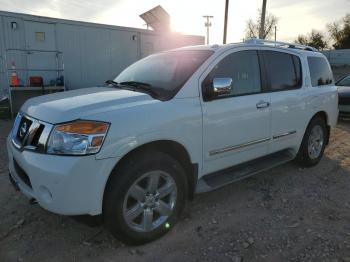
[296,117,327,167]
[103,150,188,245]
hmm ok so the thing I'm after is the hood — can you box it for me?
[21,87,157,123]
[337,86,350,97]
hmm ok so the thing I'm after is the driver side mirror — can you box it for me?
[202,77,233,101]
[212,78,232,96]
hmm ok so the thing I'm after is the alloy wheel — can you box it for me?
[122,170,177,232]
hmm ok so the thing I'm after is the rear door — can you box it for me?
[261,50,306,153]
[201,49,271,175]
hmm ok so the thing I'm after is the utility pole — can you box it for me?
[274,26,277,41]
[203,15,213,45]
[259,0,267,39]
[223,0,229,44]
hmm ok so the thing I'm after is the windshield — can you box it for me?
[114,50,213,100]
[337,75,350,86]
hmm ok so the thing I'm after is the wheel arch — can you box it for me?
[309,111,330,144]
[104,140,198,203]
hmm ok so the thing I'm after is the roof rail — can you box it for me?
[244,38,318,52]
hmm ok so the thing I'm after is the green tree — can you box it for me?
[296,35,309,46]
[327,14,350,49]
[245,10,278,40]
[295,30,328,50]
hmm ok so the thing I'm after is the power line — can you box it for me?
[223,0,229,44]
[259,0,267,39]
[203,15,213,45]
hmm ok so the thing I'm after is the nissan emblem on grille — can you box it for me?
[19,122,28,139]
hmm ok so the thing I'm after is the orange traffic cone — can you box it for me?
[11,62,20,87]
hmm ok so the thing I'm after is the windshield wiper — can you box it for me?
[120,81,151,87]
[105,80,120,87]
[105,80,160,99]
[119,81,160,98]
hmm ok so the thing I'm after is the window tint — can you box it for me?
[204,50,261,97]
[308,57,333,87]
[263,51,302,91]
[337,75,350,86]
[292,55,302,86]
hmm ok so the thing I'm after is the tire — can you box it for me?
[296,116,327,167]
[103,150,188,245]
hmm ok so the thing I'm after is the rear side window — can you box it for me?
[204,50,261,97]
[308,57,333,87]
[262,51,302,91]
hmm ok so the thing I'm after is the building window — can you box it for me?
[35,32,45,42]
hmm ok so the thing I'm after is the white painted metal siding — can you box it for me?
[0,17,6,99]
[322,49,350,65]
[0,11,205,96]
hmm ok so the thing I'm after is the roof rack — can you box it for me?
[244,38,318,52]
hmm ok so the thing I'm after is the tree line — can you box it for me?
[245,11,350,50]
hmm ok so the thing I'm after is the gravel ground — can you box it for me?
[1,119,350,262]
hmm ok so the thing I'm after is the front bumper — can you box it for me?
[7,135,119,216]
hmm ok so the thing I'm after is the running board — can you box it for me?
[196,150,295,193]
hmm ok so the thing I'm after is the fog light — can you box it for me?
[38,186,52,203]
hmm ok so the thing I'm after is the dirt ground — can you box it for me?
[1,119,350,262]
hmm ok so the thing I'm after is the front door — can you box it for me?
[24,21,57,86]
[201,49,271,175]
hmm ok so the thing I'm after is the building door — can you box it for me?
[23,21,58,86]
[0,17,6,99]
[140,34,159,58]
[24,21,56,51]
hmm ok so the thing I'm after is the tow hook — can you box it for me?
[29,198,38,205]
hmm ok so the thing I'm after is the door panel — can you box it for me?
[261,50,306,153]
[202,94,271,174]
[201,50,271,175]
[270,89,306,153]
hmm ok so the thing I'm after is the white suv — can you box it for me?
[7,39,338,244]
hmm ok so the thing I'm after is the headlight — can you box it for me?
[47,120,110,155]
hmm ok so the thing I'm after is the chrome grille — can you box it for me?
[11,113,53,153]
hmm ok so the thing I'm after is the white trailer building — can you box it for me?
[0,10,204,115]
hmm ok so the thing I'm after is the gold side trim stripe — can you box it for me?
[209,137,270,156]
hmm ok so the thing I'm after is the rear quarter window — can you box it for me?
[307,57,333,87]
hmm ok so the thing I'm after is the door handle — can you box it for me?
[256,101,270,109]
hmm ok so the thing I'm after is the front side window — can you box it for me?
[262,51,302,91]
[203,50,262,98]
[308,57,333,87]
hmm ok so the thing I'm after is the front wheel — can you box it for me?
[296,117,327,167]
[103,150,188,245]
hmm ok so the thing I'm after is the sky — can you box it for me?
[1,0,349,44]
